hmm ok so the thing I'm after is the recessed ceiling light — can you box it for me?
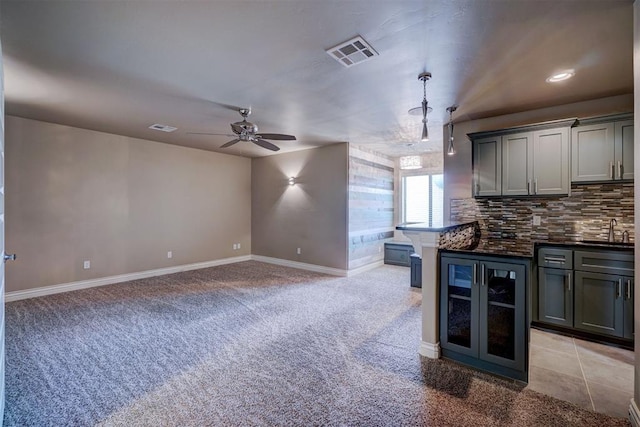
[546,70,575,83]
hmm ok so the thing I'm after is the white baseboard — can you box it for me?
[251,255,347,276]
[346,260,384,276]
[5,255,252,302]
[630,398,640,426]
[6,255,389,302]
[419,341,441,359]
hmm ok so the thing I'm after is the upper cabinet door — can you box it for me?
[532,128,569,195]
[615,120,634,180]
[501,132,532,196]
[473,137,502,197]
[571,123,615,182]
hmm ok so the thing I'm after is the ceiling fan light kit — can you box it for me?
[188,108,296,151]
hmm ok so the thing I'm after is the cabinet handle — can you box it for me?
[618,161,622,179]
[626,279,631,300]
[534,179,538,194]
[610,162,614,179]
[473,264,477,285]
[527,181,531,195]
[566,272,571,292]
[544,257,565,264]
[481,264,485,286]
[617,279,622,299]
[475,183,480,195]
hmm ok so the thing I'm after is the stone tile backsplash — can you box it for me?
[450,182,634,244]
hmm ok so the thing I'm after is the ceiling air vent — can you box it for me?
[326,36,378,68]
[149,123,177,133]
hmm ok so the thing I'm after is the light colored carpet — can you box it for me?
[4,261,630,426]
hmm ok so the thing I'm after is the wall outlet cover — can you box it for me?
[167,251,172,259]
[532,215,541,226]
[83,260,90,269]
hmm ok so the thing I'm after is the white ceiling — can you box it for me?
[0,0,634,158]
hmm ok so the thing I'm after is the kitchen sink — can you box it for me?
[579,240,634,247]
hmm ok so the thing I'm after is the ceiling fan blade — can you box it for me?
[220,138,241,148]
[256,133,296,141]
[253,139,280,151]
[187,132,236,137]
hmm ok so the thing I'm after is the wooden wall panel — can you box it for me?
[348,145,395,270]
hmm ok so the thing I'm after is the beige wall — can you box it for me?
[252,144,348,270]
[443,94,634,221]
[5,116,251,292]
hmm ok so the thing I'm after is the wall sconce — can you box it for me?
[446,105,458,156]
[288,177,296,186]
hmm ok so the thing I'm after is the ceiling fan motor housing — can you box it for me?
[231,120,258,138]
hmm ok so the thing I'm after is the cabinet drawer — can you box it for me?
[574,250,634,275]
[384,243,413,266]
[538,248,572,269]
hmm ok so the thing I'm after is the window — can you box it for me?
[402,174,444,226]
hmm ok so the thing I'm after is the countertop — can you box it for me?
[395,221,477,233]
[440,238,634,259]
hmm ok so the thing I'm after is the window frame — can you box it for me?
[400,171,444,227]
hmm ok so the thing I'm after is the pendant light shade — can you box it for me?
[446,105,457,156]
[418,72,431,142]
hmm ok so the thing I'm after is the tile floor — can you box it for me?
[526,328,634,419]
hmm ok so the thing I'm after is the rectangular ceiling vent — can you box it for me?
[149,123,177,133]
[326,36,378,68]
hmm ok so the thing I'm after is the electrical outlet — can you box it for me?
[83,260,91,270]
[232,244,237,250]
[297,247,301,255]
[532,215,541,226]
[167,251,172,259]
[378,245,382,253]
[237,243,241,249]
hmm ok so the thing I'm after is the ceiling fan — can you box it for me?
[188,108,296,151]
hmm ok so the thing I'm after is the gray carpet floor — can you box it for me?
[4,261,630,426]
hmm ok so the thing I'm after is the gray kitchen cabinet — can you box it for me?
[471,120,574,197]
[571,116,634,182]
[473,136,502,197]
[536,245,634,341]
[440,253,528,380]
[624,277,634,340]
[574,271,625,338]
[502,132,531,196]
[537,247,573,327]
[571,122,614,182]
[616,120,634,180]
[538,266,573,327]
[532,127,570,195]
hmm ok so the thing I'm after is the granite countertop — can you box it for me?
[395,221,477,233]
[440,238,634,259]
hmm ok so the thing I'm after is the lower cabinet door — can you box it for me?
[479,261,526,371]
[574,271,624,338]
[538,267,573,327]
[624,277,634,340]
[440,257,479,357]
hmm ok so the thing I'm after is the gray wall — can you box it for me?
[348,145,394,270]
[252,144,348,270]
[444,94,634,221]
[5,116,251,292]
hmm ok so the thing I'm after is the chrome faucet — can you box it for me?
[608,218,617,242]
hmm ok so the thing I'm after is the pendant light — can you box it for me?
[418,72,432,141]
[446,105,457,156]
